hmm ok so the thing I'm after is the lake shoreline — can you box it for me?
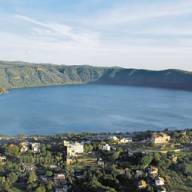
[0,128,191,138]
[3,82,192,95]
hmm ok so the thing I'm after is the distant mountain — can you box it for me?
[0,60,192,91]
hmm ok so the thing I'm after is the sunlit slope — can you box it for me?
[0,61,192,91]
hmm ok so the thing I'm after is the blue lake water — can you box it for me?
[0,85,192,135]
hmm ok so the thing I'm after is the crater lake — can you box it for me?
[0,84,192,135]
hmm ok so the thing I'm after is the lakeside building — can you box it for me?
[109,136,119,142]
[0,155,6,164]
[155,176,165,186]
[147,166,159,177]
[137,180,147,189]
[31,143,41,153]
[102,143,111,151]
[54,173,66,185]
[97,158,105,167]
[119,137,132,144]
[64,140,84,157]
[20,142,29,153]
[151,133,170,144]
[109,136,132,144]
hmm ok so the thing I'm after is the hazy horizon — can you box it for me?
[0,0,192,70]
[1,59,192,72]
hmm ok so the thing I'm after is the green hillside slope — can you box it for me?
[0,61,192,91]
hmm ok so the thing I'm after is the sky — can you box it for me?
[0,0,192,70]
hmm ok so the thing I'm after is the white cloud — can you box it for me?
[0,1,192,70]
[90,0,192,26]
[15,14,100,46]
[0,31,192,70]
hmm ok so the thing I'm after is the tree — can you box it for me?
[84,144,93,153]
[46,170,53,177]
[47,180,53,191]
[140,155,153,168]
[7,172,18,184]
[111,151,120,163]
[28,171,37,184]
[36,185,46,192]
[7,145,20,156]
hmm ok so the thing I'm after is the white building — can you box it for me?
[119,137,132,144]
[31,143,40,153]
[109,136,119,142]
[64,141,84,157]
[102,144,111,151]
[155,177,165,186]
[54,173,66,185]
[151,133,170,144]
[0,155,6,164]
[20,142,29,153]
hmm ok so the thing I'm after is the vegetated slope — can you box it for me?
[0,60,192,91]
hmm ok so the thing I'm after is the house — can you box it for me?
[102,143,111,151]
[20,142,29,153]
[0,155,6,164]
[151,133,170,144]
[109,136,119,142]
[31,143,40,153]
[97,158,105,167]
[155,176,165,186]
[54,173,66,185]
[66,158,75,165]
[170,154,177,163]
[135,170,143,178]
[137,180,147,189]
[64,140,84,157]
[109,136,132,144]
[147,166,158,177]
[50,164,58,170]
[119,137,132,144]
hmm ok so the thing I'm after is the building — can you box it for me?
[31,143,40,153]
[118,137,132,144]
[50,164,58,170]
[170,154,177,163]
[54,173,66,185]
[155,177,165,186]
[109,136,119,142]
[0,155,6,164]
[102,143,111,151]
[20,142,29,153]
[64,140,84,157]
[135,170,143,178]
[97,158,105,167]
[137,180,147,189]
[148,166,159,177]
[109,136,132,144]
[151,133,170,144]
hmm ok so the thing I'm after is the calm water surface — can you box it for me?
[0,85,192,135]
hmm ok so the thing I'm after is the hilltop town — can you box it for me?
[0,129,192,192]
